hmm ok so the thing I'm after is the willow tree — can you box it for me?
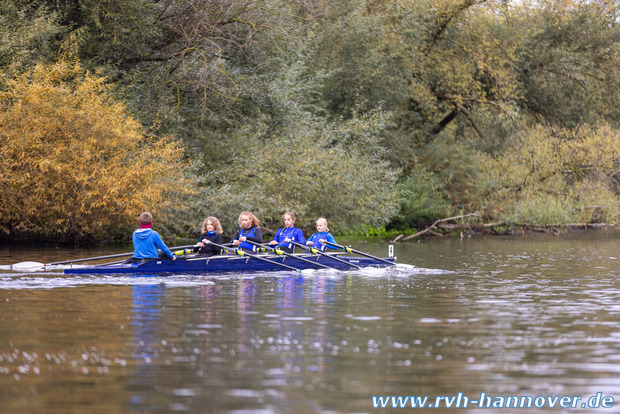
[516,0,620,128]
[483,123,620,225]
[0,0,65,75]
[197,61,402,233]
[0,62,194,243]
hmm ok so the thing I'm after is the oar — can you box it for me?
[207,241,301,272]
[246,241,336,270]
[9,261,47,271]
[45,244,196,265]
[324,241,395,266]
[47,252,134,265]
[289,241,361,270]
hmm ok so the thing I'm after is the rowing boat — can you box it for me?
[63,252,395,275]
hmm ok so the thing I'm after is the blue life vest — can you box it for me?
[274,227,303,251]
[238,227,257,252]
[308,231,336,251]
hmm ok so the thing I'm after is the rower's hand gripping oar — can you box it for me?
[206,241,301,272]
[289,241,362,270]
[246,241,336,270]
[324,241,395,266]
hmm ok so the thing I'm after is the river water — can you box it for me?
[0,231,618,413]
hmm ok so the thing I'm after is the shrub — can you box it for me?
[0,61,193,243]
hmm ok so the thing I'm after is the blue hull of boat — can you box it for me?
[63,253,395,275]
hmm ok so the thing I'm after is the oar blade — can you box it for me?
[7,261,46,271]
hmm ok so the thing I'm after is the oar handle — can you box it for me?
[324,241,395,266]
[204,241,239,254]
[289,241,328,256]
[324,241,348,250]
[289,241,311,251]
[246,241,280,254]
[322,241,353,253]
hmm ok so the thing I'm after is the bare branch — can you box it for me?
[398,213,478,241]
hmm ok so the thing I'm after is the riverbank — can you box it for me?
[1,221,618,249]
[390,222,619,242]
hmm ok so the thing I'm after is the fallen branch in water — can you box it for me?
[395,213,478,242]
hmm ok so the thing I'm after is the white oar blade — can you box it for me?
[6,261,46,271]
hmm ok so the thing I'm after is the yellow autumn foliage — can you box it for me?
[0,61,192,242]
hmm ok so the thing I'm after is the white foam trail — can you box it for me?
[343,263,452,277]
[0,274,217,290]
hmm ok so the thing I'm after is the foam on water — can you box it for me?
[0,273,217,290]
[348,263,453,277]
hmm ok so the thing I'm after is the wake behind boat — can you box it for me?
[63,251,395,275]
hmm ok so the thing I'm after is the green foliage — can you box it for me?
[0,61,195,243]
[482,123,620,225]
[0,1,65,74]
[516,0,620,128]
[181,48,404,234]
[338,224,408,239]
[201,103,401,233]
[392,164,452,227]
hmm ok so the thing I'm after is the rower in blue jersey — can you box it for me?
[231,211,263,253]
[269,211,306,253]
[131,212,176,262]
[306,217,338,251]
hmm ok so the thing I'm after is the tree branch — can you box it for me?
[397,213,478,241]
[426,0,483,54]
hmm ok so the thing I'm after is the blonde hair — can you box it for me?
[201,216,223,234]
[238,211,260,227]
[316,217,329,232]
[282,211,296,221]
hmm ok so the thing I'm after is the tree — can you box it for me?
[195,60,402,233]
[0,1,65,75]
[482,123,620,225]
[515,0,620,128]
[0,61,194,243]
[49,0,325,136]
[2,0,618,241]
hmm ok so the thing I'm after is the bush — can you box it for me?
[0,61,194,243]
[483,123,620,225]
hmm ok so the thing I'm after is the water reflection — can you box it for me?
[0,233,618,413]
[130,283,165,411]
